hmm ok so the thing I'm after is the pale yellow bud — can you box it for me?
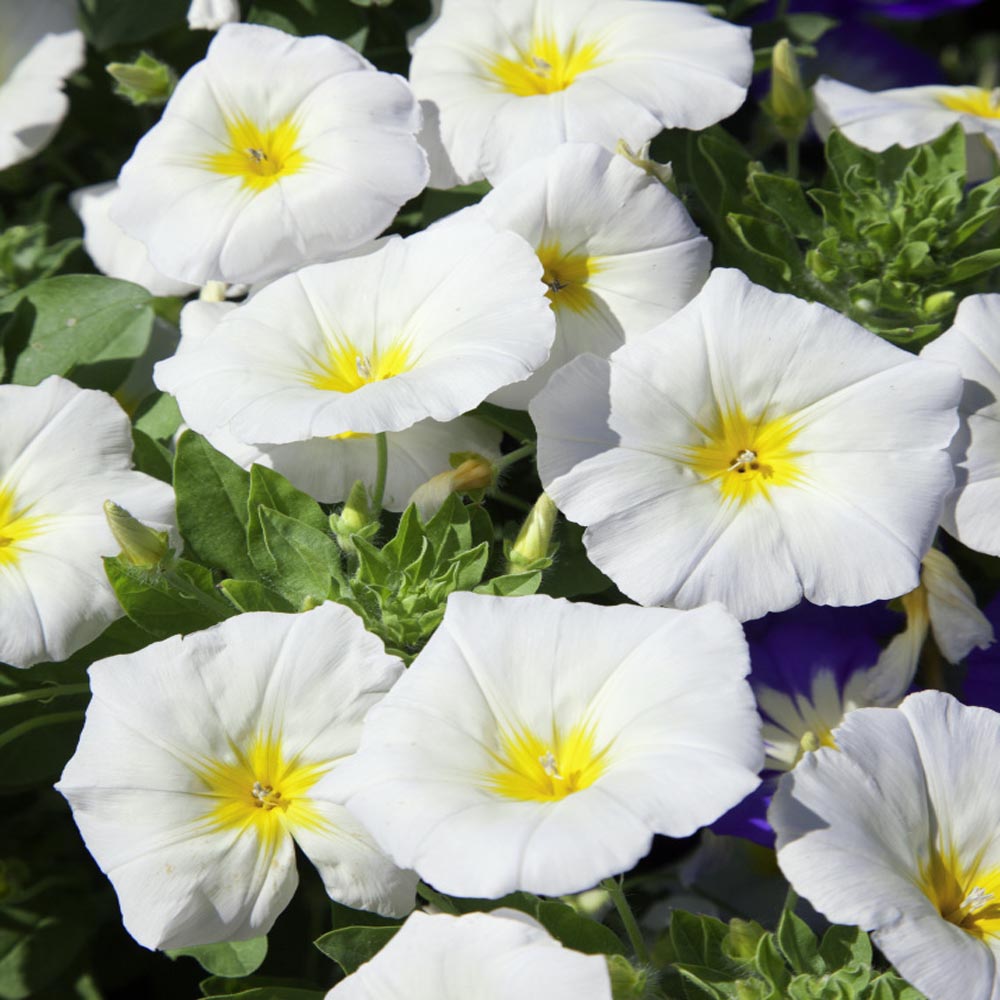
[508,493,558,570]
[104,501,170,567]
[768,40,812,139]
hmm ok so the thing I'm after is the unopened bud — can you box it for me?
[923,290,955,317]
[606,955,649,1000]
[724,918,765,961]
[508,492,558,570]
[104,501,171,567]
[615,140,675,191]
[767,40,812,140]
[340,480,371,534]
[106,53,176,107]
[409,453,496,521]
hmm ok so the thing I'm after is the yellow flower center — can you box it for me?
[0,485,48,567]
[194,733,327,846]
[682,408,803,505]
[304,338,415,393]
[484,722,610,802]
[488,33,602,96]
[920,847,1000,941]
[204,114,307,192]
[939,87,1000,120]
[537,242,600,314]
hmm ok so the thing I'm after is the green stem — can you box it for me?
[371,432,389,515]
[602,877,649,965]
[416,882,460,914]
[494,441,536,471]
[786,136,800,180]
[0,683,90,710]
[491,489,532,513]
[0,711,84,751]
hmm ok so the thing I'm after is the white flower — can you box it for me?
[325,909,611,1000]
[449,142,710,408]
[154,223,554,444]
[0,377,175,668]
[187,0,240,31]
[56,603,416,951]
[922,294,1000,557]
[813,77,1000,180]
[112,23,429,286]
[771,690,1000,1000]
[318,592,762,898]
[0,0,84,170]
[171,299,502,510]
[409,0,752,186]
[71,182,197,298]
[533,268,962,621]
[870,548,994,707]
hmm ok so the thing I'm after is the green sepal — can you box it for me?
[168,938,268,978]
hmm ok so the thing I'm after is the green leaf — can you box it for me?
[469,401,537,444]
[247,466,329,533]
[945,248,1000,283]
[0,895,94,999]
[754,932,792,994]
[313,926,400,974]
[104,557,231,639]
[200,989,323,1000]
[131,428,173,485]
[818,925,871,971]
[133,391,184,441]
[219,580,296,614]
[174,432,257,580]
[783,12,837,42]
[169,938,268,978]
[257,509,342,605]
[747,172,824,242]
[0,276,154,386]
[79,0,188,48]
[535,900,627,957]
[382,505,428,571]
[670,911,731,968]
[775,907,823,976]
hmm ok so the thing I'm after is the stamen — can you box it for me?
[962,887,995,912]
[539,750,563,781]
[531,56,553,77]
[728,449,758,471]
[355,355,373,380]
[250,780,282,810]
[547,277,568,293]
[247,147,268,162]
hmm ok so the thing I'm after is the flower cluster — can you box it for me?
[2,1,999,999]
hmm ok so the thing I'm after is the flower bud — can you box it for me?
[104,501,170,568]
[408,454,496,521]
[106,53,176,107]
[606,954,650,1000]
[766,40,812,140]
[507,493,558,571]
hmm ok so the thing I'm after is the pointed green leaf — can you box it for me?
[312,926,399,975]
[534,900,627,957]
[776,907,823,976]
[258,508,341,605]
[168,937,268,978]
[219,579,296,613]
[247,465,328,533]
[174,431,257,579]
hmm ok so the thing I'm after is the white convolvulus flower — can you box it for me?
[0,0,84,170]
[317,592,762,898]
[869,548,994,706]
[187,0,240,31]
[409,0,752,186]
[171,299,503,510]
[813,77,1000,180]
[449,142,710,408]
[531,268,962,622]
[154,223,554,444]
[771,691,1000,1000]
[0,377,174,668]
[56,604,416,951]
[922,294,1000,557]
[70,182,197,298]
[112,23,429,286]
[325,909,612,1000]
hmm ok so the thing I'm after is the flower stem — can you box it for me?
[0,711,84,751]
[494,441,536,472]
[371,432,389,514]
[0,683,91,710]
[490,489,532,513]
[602,877,649,964]
[786,136,800,180]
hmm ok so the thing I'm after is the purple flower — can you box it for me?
[713,601,901,848]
